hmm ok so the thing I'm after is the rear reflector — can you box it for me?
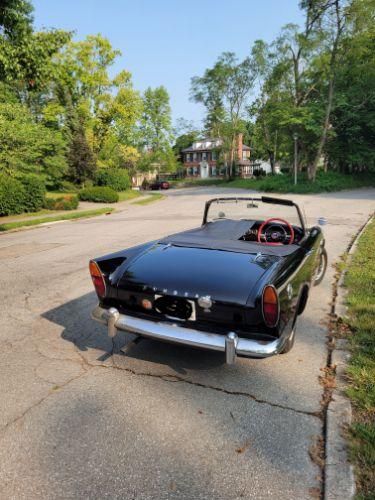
[89,260,106,298]
[262,285,279,328]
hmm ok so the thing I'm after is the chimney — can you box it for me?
[237,133,243,161]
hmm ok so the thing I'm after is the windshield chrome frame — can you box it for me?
[202,196,306,233]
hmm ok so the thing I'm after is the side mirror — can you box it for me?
[317,217,327,226]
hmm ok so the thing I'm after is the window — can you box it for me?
[211,166,216,176]
[193,153,197,161]
[212,151,217,161]
[202,152,207,160]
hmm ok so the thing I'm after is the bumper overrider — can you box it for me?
[92,305,287,364]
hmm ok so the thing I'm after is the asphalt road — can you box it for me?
[0,186,374,499]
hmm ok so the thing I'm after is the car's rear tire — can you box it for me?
[314,247,327,286]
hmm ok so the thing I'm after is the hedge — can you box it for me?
[18,174,46,212]
[0,175,26,215]
[95,168,131,191]
[0,173,46,216]
[79,186,119,203]
[44,195,79,211]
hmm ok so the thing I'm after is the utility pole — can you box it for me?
[293,132,298,185]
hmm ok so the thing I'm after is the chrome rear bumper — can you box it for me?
[92,305,286,364]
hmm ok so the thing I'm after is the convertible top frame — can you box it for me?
[202,196,306,232]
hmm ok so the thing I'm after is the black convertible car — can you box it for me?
[90,196,327,363]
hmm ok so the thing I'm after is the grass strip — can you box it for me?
[343,218,375,499]
[0,207,114,232]
[131,193,165,205]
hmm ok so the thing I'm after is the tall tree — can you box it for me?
[191,52,256,177]
[65,97,96,184]
[310,0,349,180]
[141,86,173,150]
[325,0,375,172]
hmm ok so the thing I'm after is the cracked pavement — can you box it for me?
[0,186,374,499]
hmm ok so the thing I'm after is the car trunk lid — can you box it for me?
[116,243,279,306]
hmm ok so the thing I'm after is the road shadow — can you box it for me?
[41,290,328,416]
[42,291,225,372]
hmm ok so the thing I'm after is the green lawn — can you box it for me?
[117,190,142,202]
[0,207,114,232]
[46,189,141,203]
[131,193,165,205]
[343,218,375,499]
[227,171,375,194]
[173,171,375,194]
[46,191,77,199]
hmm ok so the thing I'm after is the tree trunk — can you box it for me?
[309,77,335,181]
[310,0,344,182]
[267,150,275,174]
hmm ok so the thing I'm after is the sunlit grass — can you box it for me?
[0,208,114,232]
[117,190,142,202]
[344,218,375,498]
[131,193,165,205]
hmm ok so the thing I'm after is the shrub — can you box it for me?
[17,174,46,212]
[79,186,119,203]
[53,180,79,193]
[253,168,266,178]
[44,195,79,211]
[95,168,131,191]
[0,174,26,216]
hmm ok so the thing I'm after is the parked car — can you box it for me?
[149,180,170,190]
[90,196,327,363]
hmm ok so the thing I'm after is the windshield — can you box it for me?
[204,197,304,228]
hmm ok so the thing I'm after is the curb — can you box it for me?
[324,215,373,500]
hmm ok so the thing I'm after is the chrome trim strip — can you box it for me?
[92,305,286,363]
[277,252,312,293]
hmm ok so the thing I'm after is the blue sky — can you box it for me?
[32,0,304,127]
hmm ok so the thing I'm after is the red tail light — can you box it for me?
[89,260,106,298]
[262,285,279,328]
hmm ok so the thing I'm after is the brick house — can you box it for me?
[181,134,251,178]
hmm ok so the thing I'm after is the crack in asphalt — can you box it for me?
[0,368,88,437]
[102,353,322,419]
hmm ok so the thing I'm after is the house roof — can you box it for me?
[182,143,251,153]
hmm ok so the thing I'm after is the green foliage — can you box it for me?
[0,0,33,39]
[227,171,375,193]
[17,173,46,212]
[191,52,256,176]
[66,101,96,184]
[0,101,68,185]
[95,168,131,191]
[138,148,178,173]
[326,3,375,173]
[141,86,172,150]
[173,131,200,162]
[0,174,26,215]
[0,172,47,215]
[79,186,119,203]
[51,180,79,192]
[44,194,79,211]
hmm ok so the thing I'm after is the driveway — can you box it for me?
[0,187,373,499]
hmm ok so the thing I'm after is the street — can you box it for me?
[0,186,374,499]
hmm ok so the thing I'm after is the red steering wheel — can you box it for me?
[257,218,295,246]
